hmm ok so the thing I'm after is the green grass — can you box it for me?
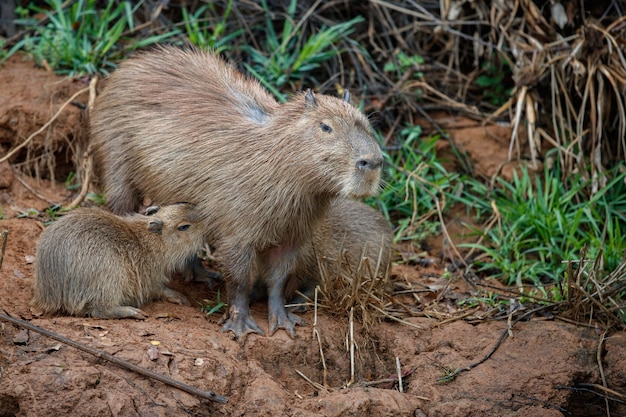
[376,124,458,244]
[243,0,364,101]
[455,159,626,290]
[8,0,178,76]
[180,1,242,53]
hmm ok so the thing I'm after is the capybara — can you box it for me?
[90,46,383,341]
[252,198,394,308]
[31,204,204,319]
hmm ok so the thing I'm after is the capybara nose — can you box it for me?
[356,156,383,171]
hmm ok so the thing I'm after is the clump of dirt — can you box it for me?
[0,54,624,417]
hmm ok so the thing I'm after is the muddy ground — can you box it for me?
[0,55,624,417]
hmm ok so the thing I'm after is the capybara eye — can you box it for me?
[178,224,191,231]
[320,123,332,133]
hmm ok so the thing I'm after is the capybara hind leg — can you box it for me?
[105,178,142,215]
[90,306,148,319]
[161,287,190,306]
[266,246,304,337]
[268,295,305,337]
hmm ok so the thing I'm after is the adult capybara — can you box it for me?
[252,198,394,309]
[31,204,204,319]
[90,46,383,341]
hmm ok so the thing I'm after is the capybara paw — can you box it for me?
[162,288,191,306]
[91,306,148,319]
[268,308,305,338]
[220,312,265,344]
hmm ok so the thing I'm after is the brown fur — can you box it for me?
[90,46,383,339]
[253,198,393,304]
[31,204,204,319]
[291,198,393,298]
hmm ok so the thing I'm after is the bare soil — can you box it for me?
[0,55,624,417]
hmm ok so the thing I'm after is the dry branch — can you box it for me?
[0,312,228,404]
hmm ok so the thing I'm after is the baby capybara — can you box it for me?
[32,204,204,319]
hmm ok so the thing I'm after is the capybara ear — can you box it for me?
[145,206,160,216]
[342,90,351,103]
[148,219,163,234]
[304,89,316,110]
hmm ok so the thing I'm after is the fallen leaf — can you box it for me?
[147,345,159,361]
[13,329,29,345]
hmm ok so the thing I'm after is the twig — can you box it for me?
[64,76,98,210]
[0,230,8,270]
[437,305,551,383]
[0,86,89,163]
[312,286,328,387]
[10,168,57,205]
[369,304,423,330]
[347,307,355,387]
[0,312,228,404]
[597,331,610,417]
[295,369,327,392]
[395,357,403,393]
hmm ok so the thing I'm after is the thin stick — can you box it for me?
[369,304,423,330]
[0,87,89,164]
[295,369,327,392]
[395,357,403,393]
[0,313,228,404]
[64,76,98,210]
[348,307,355,387]
[312,286,328,387]
[597,331,610,417]
[0,230,8,270]
[11,168,57,204]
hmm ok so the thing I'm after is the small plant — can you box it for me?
[9,0,179,76]
[383,51,424,77]
[17,208,41,218]
[180,1,242,52]
[64,171,80,191]
[86,192,106,205]
[200,290,226,316]
[458,291,509,310]
[244,0,364,100]
[474,58,513,107]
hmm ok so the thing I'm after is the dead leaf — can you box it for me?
[147,345,159,361]
[13,329,29,345]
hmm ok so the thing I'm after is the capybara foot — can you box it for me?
[220,306,265,344]
[183,255,224,289]
[162,287,191,306]
[91,306,148,319]
[268,304,305,338]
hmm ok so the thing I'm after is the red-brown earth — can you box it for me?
[0,55,624,417]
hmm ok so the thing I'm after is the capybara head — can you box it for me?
[144,203,204,269]
[292,90,383,199]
